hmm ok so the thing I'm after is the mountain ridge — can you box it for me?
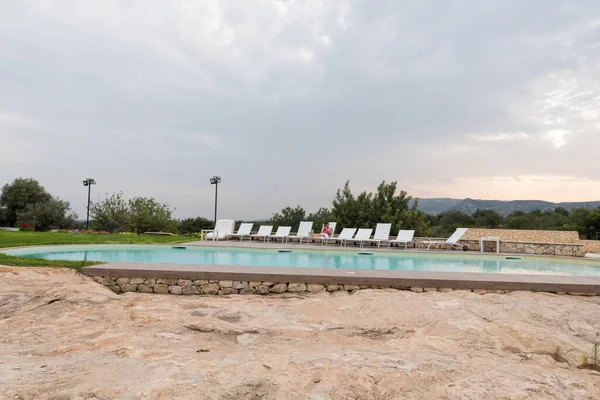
[413,198,600,216]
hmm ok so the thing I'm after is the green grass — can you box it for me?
[0,253,100,270]
[0,230,195,248]
[0,230,196,270]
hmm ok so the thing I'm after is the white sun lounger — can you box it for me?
[322,227,356,246]
[284,221,313,243]
[227,223,254,241]
[268,226,292,242]
[388,230,415,249]
[423,228,469,251]
[360,223,392,248]
[345,228,373,247]
[310,222,337,243]
[204,219,235,241]
[251,225,273,242]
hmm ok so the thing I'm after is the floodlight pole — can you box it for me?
[210,176,221,228]
[82,178,96,229]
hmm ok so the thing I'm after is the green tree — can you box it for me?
[332,180,430,236]
[432,211,475,237]
[90,192,130,232]
[16,198,77,231]
[307,207,335,233]
[473,209,503,228]
[128,197,176,234]
[179,217,213,234]
[0,178,52,226]
[568,208,600,239]
[270,206,306,229]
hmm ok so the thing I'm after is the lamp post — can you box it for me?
[209,176,221,228]
[82,178,96,229]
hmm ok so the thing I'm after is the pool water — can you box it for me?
[4,245,600,277]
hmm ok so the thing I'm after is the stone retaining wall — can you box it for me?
[91,276,598,296]
[461,229,581,244]
[462,240,585,257]
[581,240,600,254]
[411,238,585,256]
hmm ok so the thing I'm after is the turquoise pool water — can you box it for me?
[3,245,600,276]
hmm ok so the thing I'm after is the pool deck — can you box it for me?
[80,240,600,294]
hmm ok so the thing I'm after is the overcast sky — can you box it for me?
[2,1,600,220]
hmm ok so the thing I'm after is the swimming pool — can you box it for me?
[4,245,600,277]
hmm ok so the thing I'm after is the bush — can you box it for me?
[19,223,35,232]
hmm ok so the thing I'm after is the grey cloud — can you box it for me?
[1,0,600,220]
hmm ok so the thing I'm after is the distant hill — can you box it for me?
[413,198,600,216]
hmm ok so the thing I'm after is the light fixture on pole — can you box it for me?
[82,178,96,229]
[209,176,221,227]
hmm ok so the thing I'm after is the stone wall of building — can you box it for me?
[91,276,598,296]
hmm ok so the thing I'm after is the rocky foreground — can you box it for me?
[1,267,599,400]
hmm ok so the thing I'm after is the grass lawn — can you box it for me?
[0,230,196,270]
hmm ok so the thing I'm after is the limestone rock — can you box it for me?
[168,285,183,295]
[137,284,154,293]
[159,278,178,285]
[343,284,360,291]
[249,281,262,288]
[239,287,256,295]
[410,287,424,293]
[307,284,325,293]
[326,284,340,292]
[130,277,145,285]
[182,285,201,295]
[193,280,209,286]
[219,280,233,288]
[107,285,120,293]
[270,283,288,293]
[144,278,156,287]
[153,284,169,294]
[120,284,138,293]
[116,277,130,285]
[256,285,270,295]
[2,267,600,399]
[177,279,193,287]
[202,283,220,295]
[96,277,116,286]
[288,283,307,292]
[221,287,238,295]
[233,281,248,290]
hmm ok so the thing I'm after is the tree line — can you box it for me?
[1,177,599,239]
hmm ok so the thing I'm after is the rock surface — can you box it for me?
[1,266,600,399]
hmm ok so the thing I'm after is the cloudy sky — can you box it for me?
[2,1,600,220]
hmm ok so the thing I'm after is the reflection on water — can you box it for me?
[7,246,600,277]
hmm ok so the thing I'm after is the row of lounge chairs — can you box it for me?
[208,220,469,250]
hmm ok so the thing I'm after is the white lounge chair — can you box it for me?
[251,225,273,242]
[204,219,235,241]
[423,228,469,251]
[360,223,392,248]
[227,223,254,241]
[345,228,373,247]
[388,230,415,249]
[322,228,356,246]
[285,221,313,243]
[268,226,292,242]
[310,222,337,243]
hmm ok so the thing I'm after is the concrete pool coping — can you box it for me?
[81,261,600,294]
